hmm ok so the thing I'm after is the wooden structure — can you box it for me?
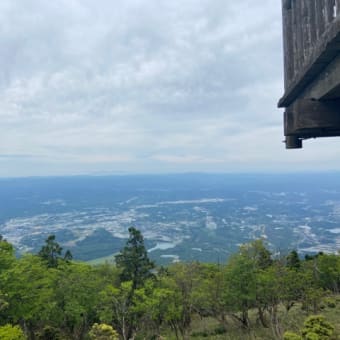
[279,0,340,148]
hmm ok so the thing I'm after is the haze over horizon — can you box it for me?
[2,0,340,177]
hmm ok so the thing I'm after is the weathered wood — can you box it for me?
[283,0,292,10]
[291,0,299,75]
[285,136,302,149]
[278,17,340,107]
[279,0,340,148]
[282,0,294,86]
[316,0,326,39]
[325,0,336,24]
[301,0,309,62]
[296,0,304,70]
[308,54,340,100]
[281,0,339,90]
[284,99,340,137]
[308,0,317,47]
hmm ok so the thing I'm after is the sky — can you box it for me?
[1,0,340,177]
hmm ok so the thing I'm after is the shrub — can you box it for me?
[301,315,334,340]
[36,326,61,340]
[283,331,302,340]
[89,323,119,340]
[213,326,227,335]
[323,297,336,309]
[0,324,26,340]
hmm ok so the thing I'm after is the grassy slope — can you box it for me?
[162,296,340,339]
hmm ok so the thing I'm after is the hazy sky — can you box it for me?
[1,0,340,177]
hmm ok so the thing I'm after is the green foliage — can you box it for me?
[38,235,63,268]
[223,246,258,324]
[284,331,303,340]
[88,323,119,340]
[115,227,155,289]
[159,263,202,337]
[0,236,15,274]
[302,287,325,313]
[2,255,57,324]
[54,262,103,338]
[239,239,273,270]
[38,235,72,268]
[322,297,336,309]
[99,281,134,337]
[35,326,61,340]
[285,315,336,340]
[279,266,305,311]
[133,278,176,328]
[0,324,26,340]
[301,315,334,340]
[226,240,273,306]
[0,291,9,313]
[315,254,340,293]
[63,250,73,262]
[0,234,339,339]
[287,250,301,270]
[99,227,157,339]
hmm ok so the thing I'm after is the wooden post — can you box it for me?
[285,136,303,149]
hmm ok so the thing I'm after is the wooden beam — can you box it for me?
[279,17,340,107]
[284,99,340,137]
[308,55,340,100]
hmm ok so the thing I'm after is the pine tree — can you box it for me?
[286,250,301,270]
[38,235,72,268]
[115,227,155,289]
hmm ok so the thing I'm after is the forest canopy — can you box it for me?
[0,231,339,339]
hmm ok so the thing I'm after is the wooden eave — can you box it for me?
[278,17,340,108]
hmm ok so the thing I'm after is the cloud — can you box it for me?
[0,0,338,176]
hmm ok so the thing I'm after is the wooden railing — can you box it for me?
[282,0,340,89]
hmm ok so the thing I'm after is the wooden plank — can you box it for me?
[278,17,340,107]
[332,0,337,21]
[301,0,310,63]
[283,0,292,10]
[282,2,294,87]
[284,98,340,148]
[325,0,336,24]
[284,99,340,137]
[291,0,299,79]
[295,0,304,71]
[316,0,326,38]
[309,55,340,99]
[308,0,318,46]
